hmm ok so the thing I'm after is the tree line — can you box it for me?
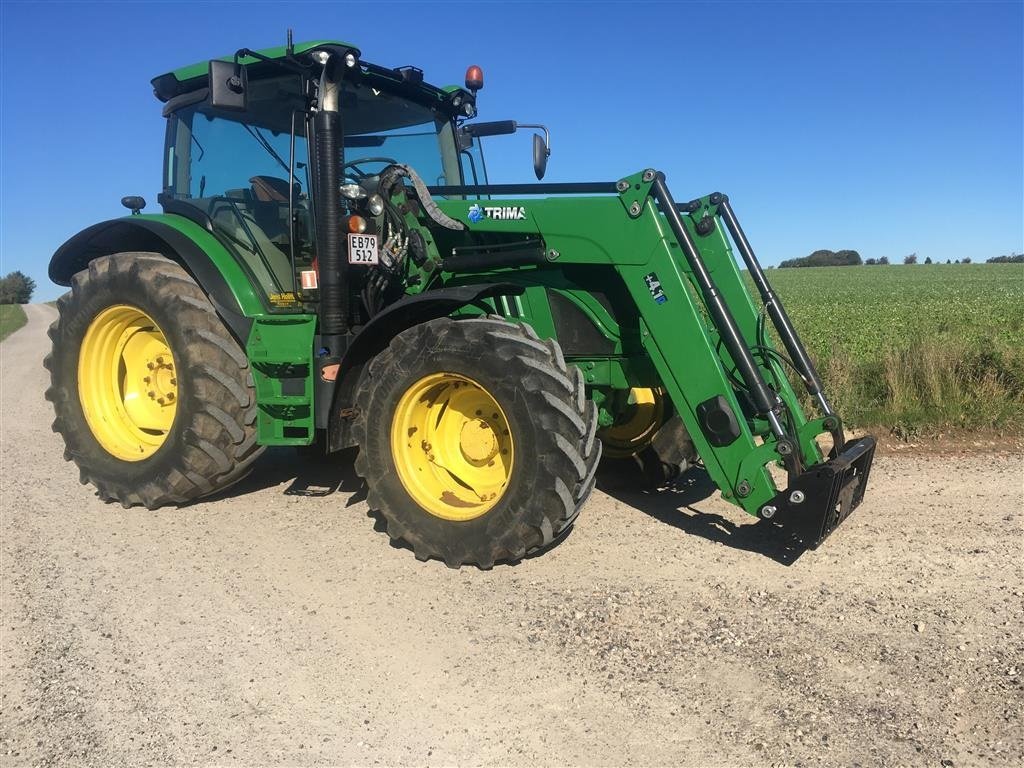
[778,250,1020,268]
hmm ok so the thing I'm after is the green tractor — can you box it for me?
[45,37,875,568]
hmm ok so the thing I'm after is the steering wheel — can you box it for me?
[342,157,400,180]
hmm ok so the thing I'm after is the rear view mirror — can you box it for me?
[209,59,247,111]
[461,120,551,180]
[532,133,549,180]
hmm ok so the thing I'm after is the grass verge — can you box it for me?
[808,337,1024,439]
[0,304,28,342]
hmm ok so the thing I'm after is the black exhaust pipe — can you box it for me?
[313,106,347,336]
[310,53,349,432]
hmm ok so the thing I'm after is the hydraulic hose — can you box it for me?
[378,164,466,232]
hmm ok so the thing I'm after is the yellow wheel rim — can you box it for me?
[78,305,178,461]
[599,387,665,458]
[390,373,514,521]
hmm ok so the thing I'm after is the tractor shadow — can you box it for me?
[211,447,575,567]
[209,447,367,506]
[598,467,811,566]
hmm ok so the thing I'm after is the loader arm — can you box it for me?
[430,169,875,546]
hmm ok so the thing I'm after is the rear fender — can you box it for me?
[49,214,264,342]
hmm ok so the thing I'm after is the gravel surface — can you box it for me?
[2,303,1022,767]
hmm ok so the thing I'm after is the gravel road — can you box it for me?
[2,303,1021,767]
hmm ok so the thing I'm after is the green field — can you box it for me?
[0,304,28,342]
[757,264,1024,437]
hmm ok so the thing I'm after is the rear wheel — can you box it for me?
[45,252,263,508]
[353,316,600,568]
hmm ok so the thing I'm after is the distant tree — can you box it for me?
[924,256,932,264]
[987,252,1024,263]
[904,254,918,265]
[955,259,961,264]
[879,256,890,265]
[0,271,35,304]
[864,257,878,265]
[946,259,952,264]
[962,257,972,264]
[779,249,862,268]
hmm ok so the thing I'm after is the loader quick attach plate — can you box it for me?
[768,437,877,549]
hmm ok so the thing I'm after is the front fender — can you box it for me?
[326,283,525,451]
[50,214,265,342]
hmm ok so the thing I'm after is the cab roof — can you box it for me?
[150,39,469,113]
[151,39,357,102]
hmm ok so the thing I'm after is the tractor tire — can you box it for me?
[353,315,600,568]
[44,252,264,508]
[599,414,698,490]
[634,414,698,487]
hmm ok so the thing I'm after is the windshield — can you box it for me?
[339,82,461,188]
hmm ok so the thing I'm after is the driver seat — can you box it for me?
[249,176,298,244]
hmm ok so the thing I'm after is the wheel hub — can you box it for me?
[460,419,499,463]
[145,356,177,406]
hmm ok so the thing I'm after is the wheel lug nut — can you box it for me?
[156,356,164,364]
[148,390,156,399]
[169,378,177,385]
[157,397,165,405]
[143,376,151,383]
[166,392,175,401]
[147,362,156,370]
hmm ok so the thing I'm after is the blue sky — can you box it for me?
[1,0,1021,300]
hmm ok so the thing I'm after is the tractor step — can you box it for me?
[247,316,317,446]
[766,436,876,548]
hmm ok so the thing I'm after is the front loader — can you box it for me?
[45,37,875,568]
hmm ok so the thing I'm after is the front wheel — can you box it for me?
[353,316,600,568]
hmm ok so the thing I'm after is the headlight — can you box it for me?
[367,194,385,216]
[340,183,367,200]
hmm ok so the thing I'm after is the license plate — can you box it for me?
[348,233,379,265]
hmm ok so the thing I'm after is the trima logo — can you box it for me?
[467,204,527,223]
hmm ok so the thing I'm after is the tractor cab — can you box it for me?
[154,41,484,308]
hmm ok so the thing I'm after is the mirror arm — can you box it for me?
[515,123,550,155]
